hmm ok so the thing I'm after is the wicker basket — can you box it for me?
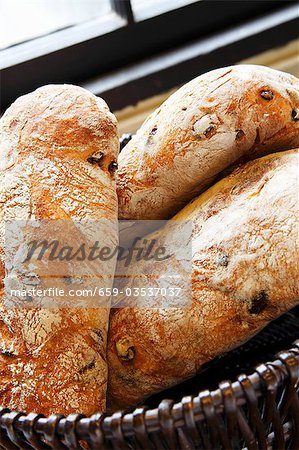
[0,135,298,449]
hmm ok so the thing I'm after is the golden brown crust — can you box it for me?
[117,65,299,220]
[107,149,299,411]
[0,85,119,415]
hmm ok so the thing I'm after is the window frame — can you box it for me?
[0,0,298,112]
[84,2,299,112]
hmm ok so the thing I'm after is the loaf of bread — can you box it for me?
[117,65,299,220]
[108,149,299,411]
[0,85,119,415]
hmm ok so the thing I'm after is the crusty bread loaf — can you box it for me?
[107,149,299,411]
[0,85,119,415]
[117,65,299,220]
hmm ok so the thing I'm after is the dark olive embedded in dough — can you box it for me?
[108,161,118,174]
[249,290,269,314]
[236,129,245,140]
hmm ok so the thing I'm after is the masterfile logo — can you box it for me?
[4,219,192,309]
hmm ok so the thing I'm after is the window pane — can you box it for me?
[0,0,111,49]
[131,0,198,21]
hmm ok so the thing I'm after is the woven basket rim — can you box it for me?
[1,339,298,445]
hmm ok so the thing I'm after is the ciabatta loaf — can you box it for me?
[0,85,119,415]
[108,149,299,411]
[117,65,299,220]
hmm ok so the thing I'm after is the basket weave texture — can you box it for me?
[0,334,298,449]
